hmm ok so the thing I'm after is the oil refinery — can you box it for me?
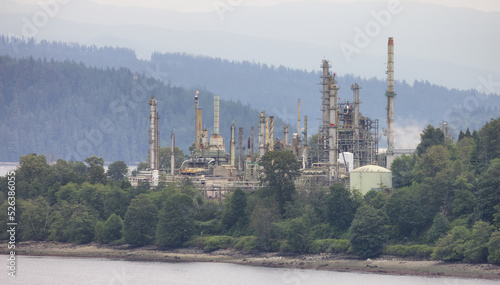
[131,38,410,197]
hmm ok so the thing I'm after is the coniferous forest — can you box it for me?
[1,118,500,263]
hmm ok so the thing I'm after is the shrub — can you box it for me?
[384,244,434,259]
[234,236,259,252]
[487,231,500,264]
[203,236,234,252]
[432,226,470,261]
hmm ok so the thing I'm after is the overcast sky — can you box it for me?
[13,0,500,12]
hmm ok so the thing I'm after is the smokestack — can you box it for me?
[250,126,254,162]
[297,99,301,141]
[352,83,360,168]
[238,127,244,173]
[284,125,289,148]
[171,130,175,176]
[269,116,274,151]
[149,97,159,171]
[259,111,266,158]
[195,91,202,150]
[230,122,236,166]
[303,115,308,169]
[386,37,396,155]
[214,95,220,135]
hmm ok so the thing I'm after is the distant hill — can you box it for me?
[0,36,499,159]
[0,54,271,162]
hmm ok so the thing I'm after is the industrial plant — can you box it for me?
[131,38,406,196]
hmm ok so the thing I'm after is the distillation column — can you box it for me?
[258,111,266,158]
[321,60,331,150]
[230,122,236,166]
[352,83,360,168]
[269,116,274,151]
[195,91,202,150]
[238,127,244,173]
[250,126,254,162]
[386,37,396,157]
[329,77,339,181]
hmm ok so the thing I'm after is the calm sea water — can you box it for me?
[1,255,497,285]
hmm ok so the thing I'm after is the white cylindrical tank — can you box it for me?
[350,165,392,195]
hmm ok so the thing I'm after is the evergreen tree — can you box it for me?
[156,193,195,248]
[124,194,158,246]
[349,205,386,258]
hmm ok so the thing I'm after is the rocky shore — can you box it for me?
[3,241,500,280]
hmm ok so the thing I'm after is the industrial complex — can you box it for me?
[131,38,407,196]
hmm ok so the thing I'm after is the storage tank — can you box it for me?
[350,165,392,195]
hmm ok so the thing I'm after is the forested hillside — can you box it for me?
[0,55,269,162]
[1,36,498,145]
[1,118,500,264]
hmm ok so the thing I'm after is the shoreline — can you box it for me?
[3,241,500,280]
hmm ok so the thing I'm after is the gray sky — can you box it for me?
[14,0,500,12]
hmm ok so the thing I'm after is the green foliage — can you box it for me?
[383,244,434,259]
[259,150,300,215]
[463,221,494,263]
[234,236,259,252]
[427,213,450,244]
[487,231,500,264]
[107,161,128,181]
[124,194,158,246]
[99,214,123,244]
[277,216,311,253]
[390,154,417,188]
[476,159,500,223]
[349,205,386,258]
[308,239,350,254]
[203,236,234,252]
[325,183,359,232]
[432,226,471,261]
[250,198,278,251]
[18,198,51,241]
[156,193,195,248]
[48,202,98,244]
[385,186,427,240]
[416,125,445,157]
[221,188,248,234]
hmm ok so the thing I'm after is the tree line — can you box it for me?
[1,118,500,264]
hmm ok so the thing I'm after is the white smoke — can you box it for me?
[393,119,423,149]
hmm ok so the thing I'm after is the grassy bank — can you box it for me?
[2,241,500,280]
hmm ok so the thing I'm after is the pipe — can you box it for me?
[171,130,175,176]
[284,125,289,148]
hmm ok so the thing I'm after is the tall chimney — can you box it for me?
[238,127,244,173]
[149,97,159,171]
[352,83,360,168]
[259,111,266,158]
[214,95,220,135]
[386,37,396,155]
[171,130,175,176]
[321,60,331,150]
[297,99,301,141]
[284,125,289,148]
[250,126,254,162]
[195,91,202,150]
[230,122,236,166]
[269,116,274,151]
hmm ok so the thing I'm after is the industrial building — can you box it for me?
[131,38,402,194]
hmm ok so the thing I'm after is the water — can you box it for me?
[1,255,497,285]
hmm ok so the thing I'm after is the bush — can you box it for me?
[234,236,259,252]
[308,239,351,254]
[203,236,234,252]
[187,236,235,252]
[384,244,434,259]
[432,226,470,261]
[350,205,386,258]
[488,231,500,264]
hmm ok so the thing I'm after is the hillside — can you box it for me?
[0,36,499,154]
[0,55,269,162]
